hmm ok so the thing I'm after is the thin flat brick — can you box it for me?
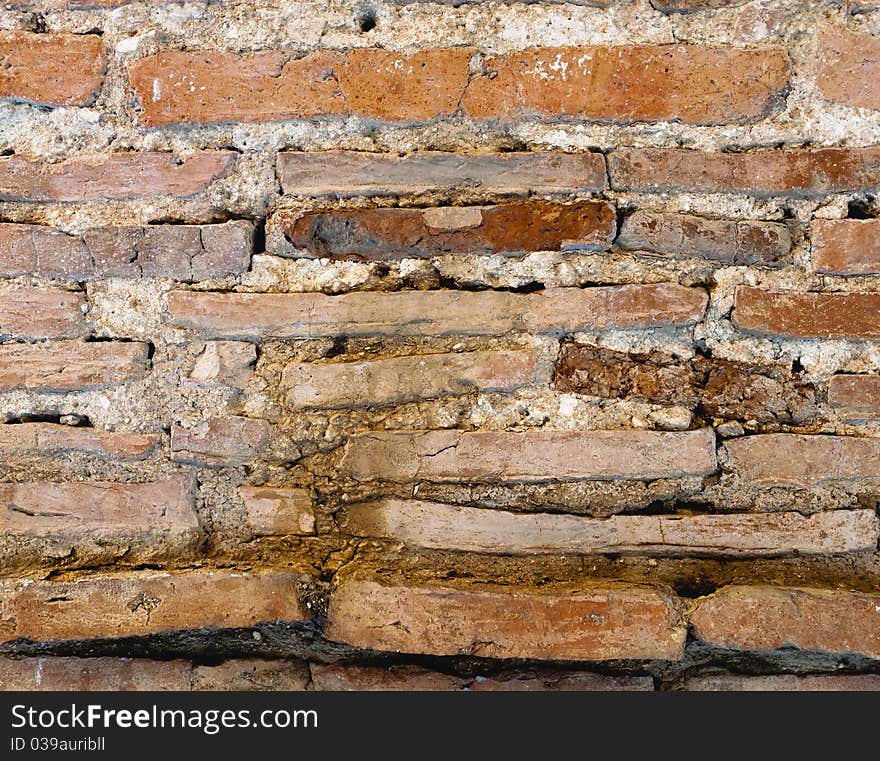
[0,423,157,459]
[734,287,880,339]
[0,571,307,642]
[0,32,104,107]
[616,211,790,263]
[461,45,789,125]
[238,486,315,536]
[608,147,880,197]
[283,349,541,409]
[691,586,880,659]
[337,428,717,482]
[724,433,880,487]
[554,344,817,425]
[189,340,257,387]
[0,221,252,280]
[327,578,686,660]
[818,26,880,111]
[171,416,272,467]
[0,285,84,339]
[829,375,880,419]
[165,284,707,340]
[0,152,234,202]
[309,663,652,691]
[0,477,200,547]
[345,499,878,556]
[131,48,472,125]
[0,656,191,691]
[192,660,310,691]
[0,341,150,391]
[277,150,607,197]
[274,201,615,259]
[685,674,880,691]
[811,219,880,275]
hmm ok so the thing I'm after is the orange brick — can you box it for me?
[0,424,157,459]
[818,26,880,111]
[0,32,104,107]
[811,219,880,275]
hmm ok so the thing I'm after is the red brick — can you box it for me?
[276,150,608,197]
[0,571,307,641]
[555,344,818,425]
[0,656,191,691]
[818,26,880,111]
[691,586,880,659]
[829,375,880,419]
[0,423,157,459]
[345,499,878,556]
[724,433,880,487]
[0,476,198,546]
[609,147,880,197]
[0,152,234,202]
[0,32,104,107]
[616,211,790,263]
[171,416,271,467]
[811,219,880,275]
[275,201,615,259]
[461,46,789,125]
[0,341,150,391]
[734,286,880,339]
[165,284,706,339]
[131,48,472,126]
[238,486,315,536]
[338,428,717,482]
[0,285,84,339]
[685,674,880,691]
[309,663,652,691]
[0,221,252,280]
[283,349,541,409]
[192,660,309,691]
[327,578,686,660]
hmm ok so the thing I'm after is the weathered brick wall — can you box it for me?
[1,0,879,692]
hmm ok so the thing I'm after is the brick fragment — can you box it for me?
[171,416,272,467]
[277,150,607,197]
[0,221,252,280]
[283,349,540,409]
[829,375,880,419]
[0,152,234,202]
[0,656,191,691]
[0,32,104,107]
[327,578,686,660]
[685,674,880,691]
[616,211,790,263]
[691,586,880,659]
[345,499,878,556]
[338,428,717,482]
[0,285,84,339]
[166,284,706,339]
[0,571,307,642]
[609,147,880,197]
[0,341,150,391]
[461,45,789,125]
[817,26,880,110]
[189,341,256,387]
[811,219,880,275]
[238,486,315,536]
[192,660,309,691]
[555,344,817,425]
[275,201,615,259]
[724,433,880,487]
[0,423,157,459]
[734,287,880,339]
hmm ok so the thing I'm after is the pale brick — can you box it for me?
[0,423,157,459]
[171,416,272,467]
[238,486,315,536]
[829,375,880,419]
[0,656,191,691]
[0,285,84,339]
[685,674,880,691]
[189,340,256,388]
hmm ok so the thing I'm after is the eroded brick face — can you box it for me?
[2,2,880,694]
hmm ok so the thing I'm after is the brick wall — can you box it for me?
[0,0,879,692]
